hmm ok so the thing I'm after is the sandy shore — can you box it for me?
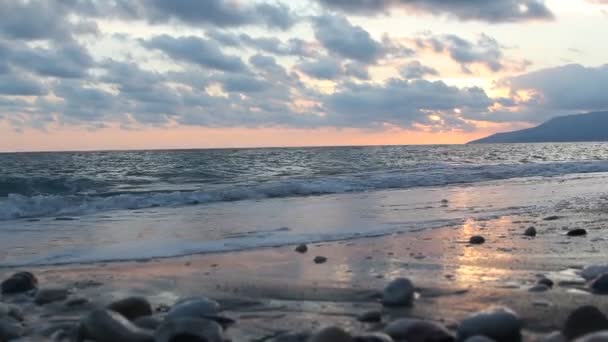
[3,205,608,340]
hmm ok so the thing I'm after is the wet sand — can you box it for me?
[4,205,608,340]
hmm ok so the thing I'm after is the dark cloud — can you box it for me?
[400,61,439,79]
[313,15,384,63]
[299,57,343,80]
[0,72,47,96]
[220,75,271,93]
[323,78,493,128]
[485,64,608,122]
[416,33,524,73]
[142,35,247,72]
[316,0,554,23]
[8,41,93,79]
[206,30,318,58]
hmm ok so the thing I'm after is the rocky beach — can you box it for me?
[4,199,608,341]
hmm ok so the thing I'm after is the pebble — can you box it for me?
[295,244,308,253]
[66,296,90,307]
[309,326,352,342]
[469,236,486,245]
[384,318,453,342]
[357,310,382,323]
[353,332,394,342]
[537,278,555,288]
[465,337,496,342]
[573,331,608,342]
[155,318,223,342]
[529,284,550,292]
[166,297,221,321]
[543,215,561,221]
[563,306,608,340]
[542,331,567,342]
[79,309,153,342]
[0,318,24,341]
[314,256,328,264]
[1,271,38,294]
[34,287,69,305]
[0,303,23,321]
[133,315,163,330]
[590,274,608,294]
[108,296,153,321]
[567,229,587,237]
[524,227,537,237]
[582,265,608,281]
[382,278,415,307]
[457,307,522,342]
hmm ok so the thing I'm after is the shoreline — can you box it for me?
[4,209,608,340]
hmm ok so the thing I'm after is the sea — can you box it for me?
[2,143,608,267]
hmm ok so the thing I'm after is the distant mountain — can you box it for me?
[468,111,608,144]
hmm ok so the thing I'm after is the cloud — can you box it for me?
[416,33,527,73]
[6,40,93,79]
[142,35,248,72]
[489,64,608,122]
[400,61,439,79]
[0,72,47,96]
[315,0,554,23]
[206,30,317,58]
[323,78,494,129]
[313,15,385,63]
[148,0,296,29]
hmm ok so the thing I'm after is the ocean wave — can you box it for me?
[2,160,608,220]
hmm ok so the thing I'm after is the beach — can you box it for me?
[3,170,608,340]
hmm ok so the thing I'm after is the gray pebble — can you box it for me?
[457,307,521,342]
[384,318,453,341]
[35,288,69,305]
[524,227,537,237]
[529,284,550,292]
[166,297,221,320]
[0,303,23,321]
[0,318,24,341]
[314,256,328,264]
[1,272,37,294]
[155,318,223,342]
[357,310,382,323]
[79,309,153,342]
[469,236,485,245]
[567,229,587,237]
[590,274,608,294]
[309,326,352,342]
[582,265,608,281]
[563,306,608,340]
[353,332,394,342]
[537,278,554,288]
[382,278,415,307]
[573,331,608,342]
[295,244,308,253]
[108,296,153,321]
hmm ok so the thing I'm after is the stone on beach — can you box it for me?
[166,297,222,322]
[573,331,608,341]
[524,227,537,237]
[79,309,153,342]
[353,332,394,342]
[0,318,24,341]
[1,271,38,294]
[314,256,328,264]
[529,284,550,292]
[469,236,485,245]
[309,326,352,342]
[457,307,522,342]
[34,287,69,305]
[295,244,308,253]
[108,296,153,321]
[563,306,608,340]
[384,318,454,342]
[134,315,163,330]
[590,274,608,294]
[537,277,554,288]
[567,229,587,236]
[382,278,415,307]
[155,317,224,342]
[582,265,608,281]
[357,310,382,323]
[0,303,23,322]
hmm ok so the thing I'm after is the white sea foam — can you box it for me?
[1,160,608,220]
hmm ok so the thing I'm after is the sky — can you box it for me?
[0,0,607,151]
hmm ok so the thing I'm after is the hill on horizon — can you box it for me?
[468,111,608,144]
